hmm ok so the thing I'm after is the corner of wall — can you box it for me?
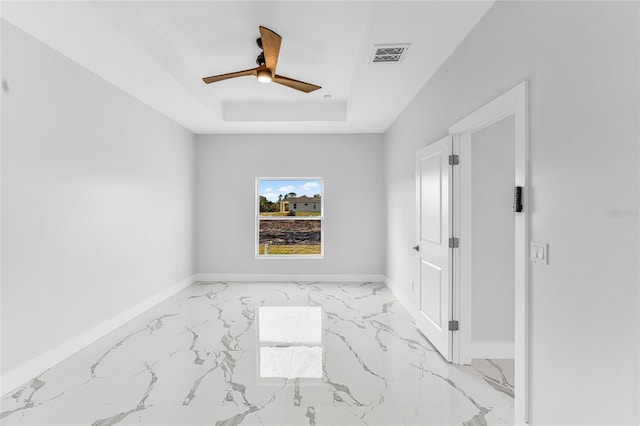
[1,275,196,396]
[383,276,417,318]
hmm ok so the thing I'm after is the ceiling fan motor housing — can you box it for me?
[257,67,272,83]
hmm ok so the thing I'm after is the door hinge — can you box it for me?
[448,320,459,331]
[448,237,459,248]
[449,154,459,166]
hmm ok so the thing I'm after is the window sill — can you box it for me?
[256,255,324,260]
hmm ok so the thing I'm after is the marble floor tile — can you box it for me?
[1,282,514,425]
[470,359,515,399]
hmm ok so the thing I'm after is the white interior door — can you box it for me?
[415,136,453,362]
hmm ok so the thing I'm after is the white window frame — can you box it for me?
[256,177,324,259]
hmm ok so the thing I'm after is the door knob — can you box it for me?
[412,245,420,252]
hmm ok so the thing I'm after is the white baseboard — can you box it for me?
[194,273,386,283]
[383,276,417,317]
[471,340,515,359]
[1,275,196,396]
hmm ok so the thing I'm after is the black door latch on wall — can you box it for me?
[513,186,523,212]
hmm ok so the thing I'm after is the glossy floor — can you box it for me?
[1,282,514,425]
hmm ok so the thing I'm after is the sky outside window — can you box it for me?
[259,179,322,202]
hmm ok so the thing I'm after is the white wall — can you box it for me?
[470,116,515,356]
[383,2,639,425]
[1,22,196,380]
[197,134,384,278]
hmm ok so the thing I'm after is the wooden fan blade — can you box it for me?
[202,68,258,84]
[259,26,282,75]
[272,74,321,93]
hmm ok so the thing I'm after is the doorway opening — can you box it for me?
[465,114,517,412]
[450,81,529,424]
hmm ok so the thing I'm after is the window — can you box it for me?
[257,178,323,257]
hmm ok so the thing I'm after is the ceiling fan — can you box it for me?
[202,26,321,93]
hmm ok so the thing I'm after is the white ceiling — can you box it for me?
[3,1,494,134]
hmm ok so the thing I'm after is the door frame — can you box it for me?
[449,81,530,424]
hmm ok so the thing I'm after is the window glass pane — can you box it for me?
[259,219,321,255]
[258,179,322,217]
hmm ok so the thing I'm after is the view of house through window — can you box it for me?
[257,178,323,257]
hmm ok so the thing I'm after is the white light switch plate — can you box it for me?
[530,241,549,265]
